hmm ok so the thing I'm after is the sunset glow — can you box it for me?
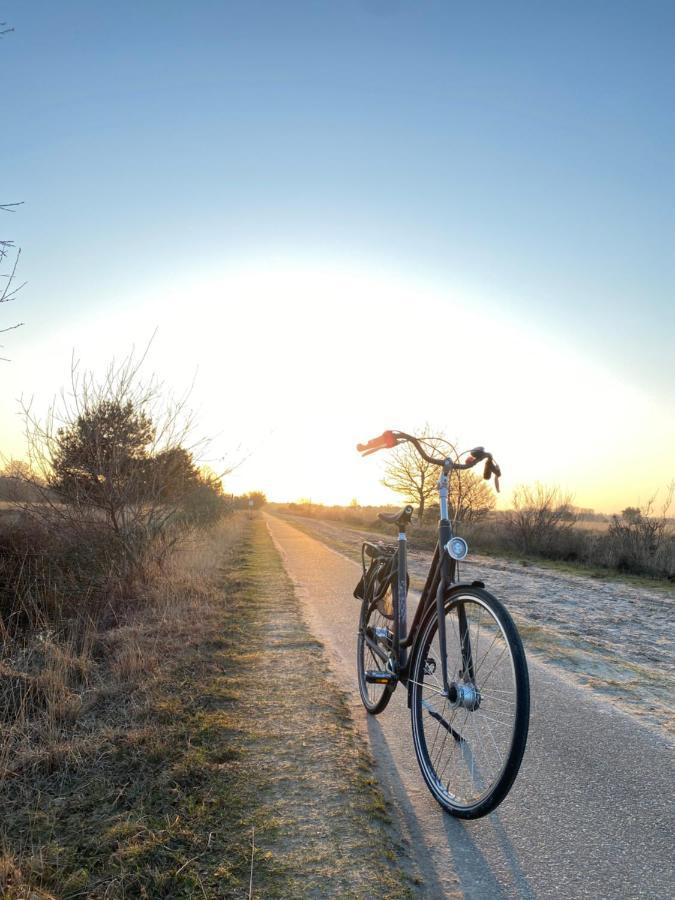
[2,261,672,514]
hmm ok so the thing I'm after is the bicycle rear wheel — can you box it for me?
[409,586,529,818]
[357,586,396,714]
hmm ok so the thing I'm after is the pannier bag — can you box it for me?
[354,543,396,619]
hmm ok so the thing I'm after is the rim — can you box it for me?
[412,594,519,810]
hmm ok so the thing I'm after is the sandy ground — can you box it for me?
[278,515,674,738]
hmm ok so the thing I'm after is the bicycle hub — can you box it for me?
[448,681,481,711]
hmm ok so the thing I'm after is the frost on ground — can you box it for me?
[279,515,674,740]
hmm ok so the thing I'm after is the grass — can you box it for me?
[0,515,415,898]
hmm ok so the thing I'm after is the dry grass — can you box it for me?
[0,515,245,896]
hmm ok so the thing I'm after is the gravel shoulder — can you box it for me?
[276,514,675,739]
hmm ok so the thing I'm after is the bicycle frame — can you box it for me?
[395,461,476,694]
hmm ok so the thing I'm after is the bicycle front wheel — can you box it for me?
[410,586,529,818]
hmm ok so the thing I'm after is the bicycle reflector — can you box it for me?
[445,536,469,561]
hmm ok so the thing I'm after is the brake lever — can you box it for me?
[491,459,502,492]
[482,457,502,492]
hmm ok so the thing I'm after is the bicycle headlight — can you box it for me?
[445,536,468,561]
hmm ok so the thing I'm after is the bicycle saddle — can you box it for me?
[378,505,414,526]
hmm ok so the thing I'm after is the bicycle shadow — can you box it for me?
[365,712,536,899]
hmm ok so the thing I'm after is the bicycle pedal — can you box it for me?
[365,670,397,685]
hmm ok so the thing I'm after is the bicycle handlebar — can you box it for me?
[356,430,501,491]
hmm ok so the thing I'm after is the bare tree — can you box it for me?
[381,429,445,522]
[382,427,495,523]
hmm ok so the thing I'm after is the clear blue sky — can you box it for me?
[2,1,674,508]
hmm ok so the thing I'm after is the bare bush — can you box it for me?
[603,486,675,577]
[505,483,578,556]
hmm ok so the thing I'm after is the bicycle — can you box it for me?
[354,430,530,819]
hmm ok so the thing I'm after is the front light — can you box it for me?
[445,536,468,561]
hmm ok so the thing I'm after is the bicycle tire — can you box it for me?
[409,586,529,818]
[357,589,397,714]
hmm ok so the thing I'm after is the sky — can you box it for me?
[1,1,674,512]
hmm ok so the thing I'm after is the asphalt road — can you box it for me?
[266,514,674,900]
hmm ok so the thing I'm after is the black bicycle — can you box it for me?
[354,431,529,819]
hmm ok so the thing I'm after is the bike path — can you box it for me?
[266,514,674,900]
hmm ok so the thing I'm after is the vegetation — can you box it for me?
[505,483,577,555]
[276,484,675,583]
[11,354,229,596]
[605,488,675,576]
[1,352,232,846]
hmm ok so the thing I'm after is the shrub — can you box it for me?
[504,483,578,557]
[19,353,228,588]
[601,490,675,578]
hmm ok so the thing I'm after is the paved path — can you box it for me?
[266,514,674,899]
